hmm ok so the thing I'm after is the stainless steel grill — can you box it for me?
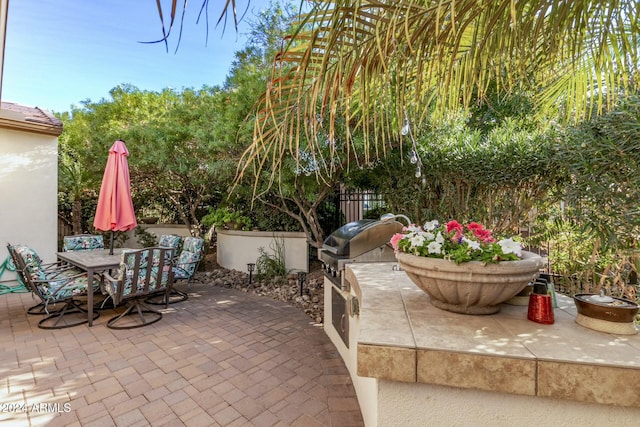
[320,219,403,290]
[321,218,403,348]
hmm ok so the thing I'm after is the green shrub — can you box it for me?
[256,237,289,283]
[202,207,252,230]
[249,203,302,232]
[134,227,158,248]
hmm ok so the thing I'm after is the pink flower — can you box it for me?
[467,222,495,243]
[474,228,495,243]
[467,222,483,232]
[390,233,404,253]
[446,220,463,233]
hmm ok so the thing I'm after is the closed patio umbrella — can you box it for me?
[93,140,137,254]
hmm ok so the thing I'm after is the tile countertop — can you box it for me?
[344,262,640,408]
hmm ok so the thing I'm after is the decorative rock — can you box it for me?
[197,267,324,324]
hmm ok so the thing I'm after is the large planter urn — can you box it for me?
[396,250,544,315]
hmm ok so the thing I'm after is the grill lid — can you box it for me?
[322,219,403,258]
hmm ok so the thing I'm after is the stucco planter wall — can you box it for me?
[122,224,192,249]
[217,229,308,273]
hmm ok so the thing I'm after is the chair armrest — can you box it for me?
[35,270,87,282]
[102,271,118,282]
[42,261,71,271]
[46,264,83,278]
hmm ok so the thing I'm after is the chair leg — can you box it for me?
[106,300,163,329]
[145,288,188,305]
[27,301,64,315]
[38,300,100,329]
[94,292,119,311]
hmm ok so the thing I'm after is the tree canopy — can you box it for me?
[234,0,639,185]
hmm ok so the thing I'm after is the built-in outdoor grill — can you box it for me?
[321,218,404,348]
[320,219,403,289]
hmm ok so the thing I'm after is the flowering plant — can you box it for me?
[390,220,523,264]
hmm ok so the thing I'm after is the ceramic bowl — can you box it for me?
[573,293,639,323]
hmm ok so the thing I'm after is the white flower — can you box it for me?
[405,224,421,233]
[435,232,445,244]
[424,231,435,241]
[427,241,442,254]
[410,233,426,247]
[463,237,481,251]
[498,238,522,257]
[423,220,439,231]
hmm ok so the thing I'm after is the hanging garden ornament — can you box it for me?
[401,118,410,136]
[415,166,422,178]
[410,150,418,164]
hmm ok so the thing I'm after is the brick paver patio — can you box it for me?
[0,283,364,426]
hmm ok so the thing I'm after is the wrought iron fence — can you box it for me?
[323,187,387,232]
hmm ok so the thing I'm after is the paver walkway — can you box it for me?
[0,283,364,426]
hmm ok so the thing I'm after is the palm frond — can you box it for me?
[151,0,250,51]
[239,0,639,186]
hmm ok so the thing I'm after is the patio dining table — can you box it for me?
[56,248,126,326]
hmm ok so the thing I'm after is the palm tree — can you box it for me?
[152,0,253,52]
[235,0,638,184]
[156,2,638,185]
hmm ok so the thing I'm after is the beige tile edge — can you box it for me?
[348,264,640,408]
[357,344,416,383]
[538,361,640,408]
[417,349,536,396]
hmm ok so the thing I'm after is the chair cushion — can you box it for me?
[13,245,47,281]
[182,237,204,254]
[174,251,199,278]
[106,266,172,299]
[107,249,173,301]
[173,237,204,279]
[63,235,105,252]
[158,235,181,251]
[40,274,99,301]
[121,249,150,270]
[120,248,172,270]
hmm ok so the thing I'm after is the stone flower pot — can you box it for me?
[139,217,159,224]
[396,250,544,315]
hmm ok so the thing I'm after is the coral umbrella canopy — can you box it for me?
[93,140,137,252]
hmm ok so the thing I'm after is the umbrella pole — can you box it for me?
[109,231,114,255]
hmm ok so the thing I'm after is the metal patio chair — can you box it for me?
[8,243,100,329]
[146,236,204,305]
[6,244,51,314]
[102,247,175,329]
[7,243,89,315]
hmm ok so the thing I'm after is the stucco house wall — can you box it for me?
[0,102,62,285]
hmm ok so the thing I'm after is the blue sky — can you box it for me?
[3,0,272,113]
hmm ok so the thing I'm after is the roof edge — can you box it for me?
[0,102,63,136]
